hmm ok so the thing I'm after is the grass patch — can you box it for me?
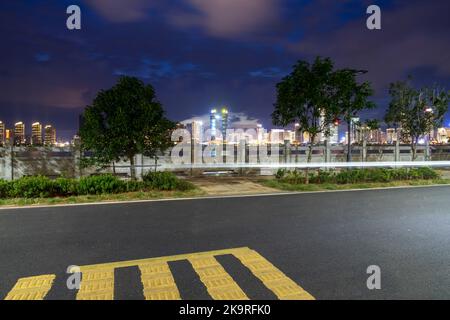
[0,188,205,208]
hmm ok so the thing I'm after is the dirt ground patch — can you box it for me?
[186,176,281,196]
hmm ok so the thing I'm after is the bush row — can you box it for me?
[0,172,195,199]
[275,167,440,185]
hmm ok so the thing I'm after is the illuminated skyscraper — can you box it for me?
[5,129,12,144]
[329,123,339,144]
[14,122,25,145]
[257,124,265,144]
[318,112,339,144]
[209,107,229,141]
[386,128,397,144]
[0,121,5,145]
[210,109,218,140]
[269,129,285,143]
[220,107,229,141]
[350,117,360,144]
[191,121,203,143]
[31,122,43,145]
[44,125,56,146]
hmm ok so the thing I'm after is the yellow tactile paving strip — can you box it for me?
[4,274,55,300]
[189,256,249,300]
[233,249,315,300]
[4,247,315,300]
[139,261,181,300]
[76,268,115,300]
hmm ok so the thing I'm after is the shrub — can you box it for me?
[77,175,126,195]
[335,169,361,184]
[0,179,12,198]
[410,167,440,180]
[142,171,194,191]
[285,170,305,184]
[53,178,78,196]
[310,170,334,184]
[390,168,409,180]
[125,180,147,192]
[276,167,440,185]
[0,171,196,199]
[10,176,55,198]
[175,179,196,191]
[275,169,287,180]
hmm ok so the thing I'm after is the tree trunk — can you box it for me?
[305,135,315,185]
[411,142,417,161]
[112,161,116,175]
[154,157,158,173]
[129,155,136,180]
[347,119,352,162]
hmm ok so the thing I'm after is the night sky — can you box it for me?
[1,0,449,140]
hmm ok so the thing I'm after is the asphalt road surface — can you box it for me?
[0,185,449,300]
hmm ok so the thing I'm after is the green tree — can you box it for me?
[385,78,449,160]
[332,69,375,161]
[80,76,175,179]
[356,119,380,144]
[141,118,175,172]
[272,57,340,183]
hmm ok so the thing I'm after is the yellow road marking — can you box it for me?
[139,261,181,300]
[5,275,55,300]
[76,268,114,300]
[233,249,314,300]
[74,247,252,271]
[189,256,248,300]
[6,247,314,300]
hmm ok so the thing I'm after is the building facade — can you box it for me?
[31,122,43,145]
[44,125,56,146]
[14,122,25,146]
[0,121,4,146]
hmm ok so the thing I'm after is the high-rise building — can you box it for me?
[0,121,5,145]
[257,124,265,144]
[14,122,25,145]
[5,129,12,144]
[44,125,56,146]
[31,122,43,145]
[436,128,448,144]
[269,129,285,143]
[210,109,219,140]
[329,124,339,144]
[220,107,229,141]
[363,128,382,144]
[293,123,301,143]
[318,113,339,144]
[386,128,398,144]
[349,117,360,144]
[191,121,203,143]
[209,107,229,141]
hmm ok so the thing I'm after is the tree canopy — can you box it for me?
[272,56,375,165]
[80,76,175,179]
[385,78,449,160]
[272,57,339,148]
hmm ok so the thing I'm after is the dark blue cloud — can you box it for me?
[0,0,448,139]
[34,52,51,62]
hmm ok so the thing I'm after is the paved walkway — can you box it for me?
[188,177,280,196]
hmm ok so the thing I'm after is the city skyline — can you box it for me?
[1,1,449,140]
[3,111,450,147]
[0,120,60,146]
